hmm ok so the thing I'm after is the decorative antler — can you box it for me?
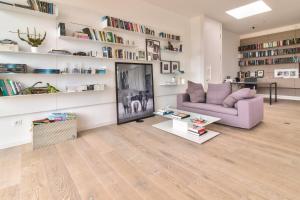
[17,27,46,47]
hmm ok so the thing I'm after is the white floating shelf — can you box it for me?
[0,50,154,63]
[161,49,183,53]
[0,3,58,19]
[0,88,106,99]
[59,36,137,48]
[101,25,181,43]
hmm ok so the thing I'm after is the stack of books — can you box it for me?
[0,79,23,96]
[33,113,77,126]
[102,16,155,36]
[102,47,137,60]
[171,112,190,119]
[188,125,207,136]
[156,109,174,116]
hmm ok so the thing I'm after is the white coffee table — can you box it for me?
[153,108,221,144]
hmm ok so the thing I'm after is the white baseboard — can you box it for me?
[0,138,31,150]
[258,94,300,101]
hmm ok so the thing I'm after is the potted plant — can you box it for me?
[17,28,46,53]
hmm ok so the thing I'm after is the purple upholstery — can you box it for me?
[223,88,256,108]
[182,102,238,116]
[177,93,264,129]
[186,81,205,103]
[206,83,231,105]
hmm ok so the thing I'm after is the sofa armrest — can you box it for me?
[237,96,264,129]
[177,93,190,108]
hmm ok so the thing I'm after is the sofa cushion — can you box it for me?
[182,102,238,116]
[186,81,205,103]
[223,88,257,108]
[206,83,231,105]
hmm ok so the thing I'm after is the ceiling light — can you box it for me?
[226,0,272,20]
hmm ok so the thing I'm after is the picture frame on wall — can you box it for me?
[256,70,264,78]
[138,50,146,60]
[274,68,299,78]
[146,39,161,61]
[245,71,250,78]
[160,61,171,74]
[171,61,180,73]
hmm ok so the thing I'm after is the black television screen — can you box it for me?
[115,62,155,124]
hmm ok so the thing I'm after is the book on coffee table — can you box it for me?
[171,112,190,119]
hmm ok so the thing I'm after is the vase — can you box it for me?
[31,47,38,53]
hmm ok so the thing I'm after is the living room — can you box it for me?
[0,0,299,199]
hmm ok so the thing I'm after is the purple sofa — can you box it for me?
[177,93,264,129]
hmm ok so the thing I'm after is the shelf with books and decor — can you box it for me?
[0,1,58,19]
[239,56,300,67]
[239,47,300,60]
[100,16,181,43]
[58,35,137,48]
[239,37,300,52]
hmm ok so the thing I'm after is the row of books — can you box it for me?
[102,47,139,60]
[241,47,300,59]
[0,79,23,96]
[27,0,55,14]
[79,28,125,44]
[159,32,180,41]
[102,16,156,36]
[239,38,300,52]
[239,56,300,67]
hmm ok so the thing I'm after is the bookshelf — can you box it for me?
[0,88,106,99]
[101,23,182,43]
[0,3,58,19]
[58,35,137,48]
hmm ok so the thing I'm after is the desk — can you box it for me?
[231,82,278,105]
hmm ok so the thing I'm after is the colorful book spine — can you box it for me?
[0,80,9,96]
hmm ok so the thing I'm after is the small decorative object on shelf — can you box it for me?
[101,16,156,36]
[159,32,180,41]
[0,39,19,52]
[17,28,46,53]
[0,63,27,73]
[21,82,59,95]
[146,39,161,61]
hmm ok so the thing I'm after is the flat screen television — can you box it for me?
[115,62,155,124]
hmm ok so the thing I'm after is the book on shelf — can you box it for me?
[171,112,190,119]
[0,79,23,96]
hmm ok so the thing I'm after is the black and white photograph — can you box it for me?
[256,70,264,78]
[115,62,155,124]
[171,61,180,73]
[146,39,161,61]
[138,50,146,60]
[160,61,171,74]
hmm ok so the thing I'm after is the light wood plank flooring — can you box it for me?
[0,101,300,200]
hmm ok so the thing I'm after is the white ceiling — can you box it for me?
[141,0,300,34]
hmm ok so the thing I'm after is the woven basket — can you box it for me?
[32,119,77,149]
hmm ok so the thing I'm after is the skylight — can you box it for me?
[226,0,272,19]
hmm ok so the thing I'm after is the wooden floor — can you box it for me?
[1,101,300,200]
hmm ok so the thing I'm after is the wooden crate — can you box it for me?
[32,119,77,149]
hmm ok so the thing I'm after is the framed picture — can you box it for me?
[171,61,180,73]
[160,61,171,74]
[245,71,250,78]
[238,71,245,79]
[115,62,155,124]
[138,50,146,60]
[274,68,299,78]
[146,39,161,61]
[256,70,264,78]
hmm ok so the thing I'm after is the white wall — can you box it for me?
[0,0,191,149]
[222,29,240,80]
[189,16,223,88]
